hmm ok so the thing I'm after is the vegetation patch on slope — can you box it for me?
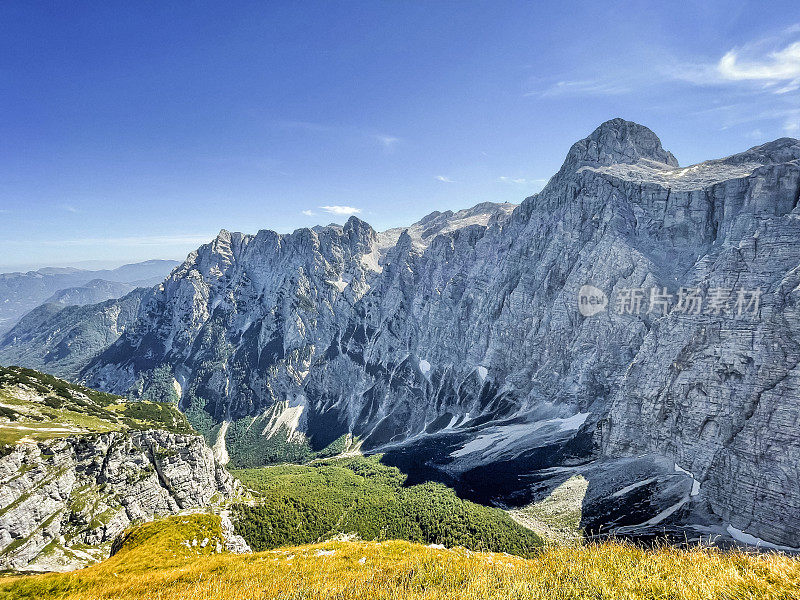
[508,475,588,545]
[0,365,194,448]
[222,415,314,467]
[2,514,799,600]
[108,514,225,568]
[231,456,543,557]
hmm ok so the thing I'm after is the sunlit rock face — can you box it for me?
[0,430,238,572]
[4,119,799,548]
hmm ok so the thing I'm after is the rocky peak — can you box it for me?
[561,118,679,171]
[376,202,517,252]
[717,137,800,167]
[343,215,378,246]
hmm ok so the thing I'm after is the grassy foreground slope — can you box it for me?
[2,514,799,600]
[231,456,543,557]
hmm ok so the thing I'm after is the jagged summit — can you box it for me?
[717,136,800,167]
[343,215,374,235]
[376,201,516,251]
[562,118,679,171]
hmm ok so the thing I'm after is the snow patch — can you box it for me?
[172,378,182,400]
[419,359,431,375]
[451,431,498,457]
[641,497,689,526]
[476,366,488,381]
[726,525,800,552]
[557,412,590,431]
[327,274,351,292]
[329,278,348,292]
[610,477,659,499]
[444,414,460,430]
[450,413,589,459]
[674,463,701,496]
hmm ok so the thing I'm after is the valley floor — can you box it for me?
[1,515,799,600]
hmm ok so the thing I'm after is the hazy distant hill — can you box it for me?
[0,259,178,333]
[43,278,136,306]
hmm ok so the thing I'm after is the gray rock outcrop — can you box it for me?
[0,430,238,571]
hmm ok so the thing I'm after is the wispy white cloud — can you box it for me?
[273,120,401,151]
[717,41,800,92]
[527,79,630,98]
[498,176,547,185]
[375,135,400,150]
[302,209,316,217]
[784,114,800,134]
[320,205,361,215]
[695,105,800,139]
[666,27,800,95]
[63,205,79,213]
[435,175,455,183]
[526,26,800,104]
[651,28,800,139]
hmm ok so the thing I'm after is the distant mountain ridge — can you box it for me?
[0,287,150,380]
[43,278,136,306]
[2,120,799,550]
[0,259,179,333]
[376,201,517,253]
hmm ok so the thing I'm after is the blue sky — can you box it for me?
[1,1,799,270]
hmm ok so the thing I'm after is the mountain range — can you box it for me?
[0,260,180,334]
[1,119,798,550]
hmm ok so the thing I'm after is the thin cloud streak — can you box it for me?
[376,135,400,150]
[272,120,401,151]
[666,28,800,94]
[527,79,631,98]
[718,41,800,90]
[498,176,547,184]
[525,26,800,101]
[320,205,361,215]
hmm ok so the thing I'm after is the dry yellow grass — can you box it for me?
[2,515,799,600]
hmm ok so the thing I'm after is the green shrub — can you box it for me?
[231,456,542,557]
[0,406,20,421]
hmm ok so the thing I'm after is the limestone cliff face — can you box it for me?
[0,430,238,571]
[599,136,800,548]
[2,120,799,549]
